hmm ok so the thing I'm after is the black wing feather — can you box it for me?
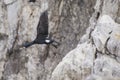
[37,10,48,37]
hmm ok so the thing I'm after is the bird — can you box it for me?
[29,0,36,3]
[22,10,60,48]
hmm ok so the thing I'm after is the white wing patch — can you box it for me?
[45,39,50,43]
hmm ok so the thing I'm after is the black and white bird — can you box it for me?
[29,0,36,2]
[22,10,59,48]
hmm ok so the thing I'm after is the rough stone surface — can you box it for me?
[51,14,120,80]
[0,0,120,80]
[51,42,96,80]
[51,0,120,80]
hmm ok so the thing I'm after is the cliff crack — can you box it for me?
[104,36,117,59]
[7,10,22,57]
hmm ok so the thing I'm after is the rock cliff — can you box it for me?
[0,0,120,80]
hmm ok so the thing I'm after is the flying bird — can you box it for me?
[22,10,59,48]
[29,0,36,2]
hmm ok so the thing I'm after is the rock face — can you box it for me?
[51,15,120,80]
[0,0,120,80]
[51,0,120,80]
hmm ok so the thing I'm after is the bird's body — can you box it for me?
[23,10,59,48]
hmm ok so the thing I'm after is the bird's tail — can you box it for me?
[22,41,34,48]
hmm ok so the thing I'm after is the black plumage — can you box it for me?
[29,0,36,2]
[35,10,48,43]
[23,10,59,48]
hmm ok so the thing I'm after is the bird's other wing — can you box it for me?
[36,10,48,39]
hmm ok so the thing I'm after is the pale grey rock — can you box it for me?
[91,14,120,61]
[51,0,120,80]
[94,55,120,77]
[102,0,119,19]
[85,55,120,80]
[7,0,22,49]
[4,0,16,5]
[86,74,120,80]
[51,42,96,80]
[0,0,120,80]
[51,15,120,80]
[91,15,117,53]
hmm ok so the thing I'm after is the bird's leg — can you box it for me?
[53,40,60,46]
[51,43,58,48]
[50,40,60,48]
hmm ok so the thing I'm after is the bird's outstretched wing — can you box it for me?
[36,10,48,40]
